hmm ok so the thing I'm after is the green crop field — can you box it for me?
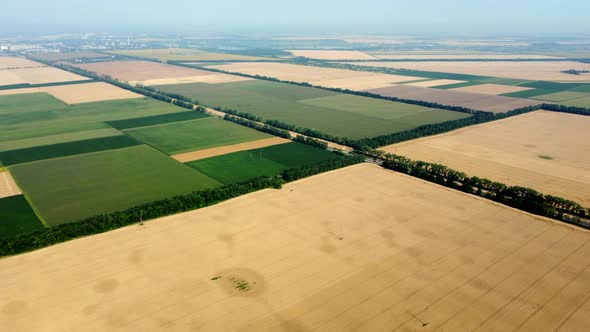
[10,145,221,226]
[562,96,590,108]
[106,111,209,130]
[532,91,590,102]
[186,142,343,184]
[124,117,271,155]
[0,135,140,166]
[0,195,45,238]
[0,128,123,153]
[0,93,186,146]
[155,80,470,139]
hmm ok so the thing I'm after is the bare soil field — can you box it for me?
[288,50,375,60]
[172,137,291,162]
[0,82,141,104]
[366,85,540,113]
[405,79,465,87]
[208,62,425,90]
[0,57,44,69]
[0,171,21,198]
[72,61,212,82]
[41,82,143,104]
[450,83,533,95]
[382,111,590,205]
[346,61,590,82]
[1,163,589,331]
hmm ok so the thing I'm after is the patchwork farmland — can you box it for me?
[206,62,426,90]
[10,145,221,225]
[366,84,540,113]
[71,60,251,85]
[0,57,360,239]
[106,48,269,62]
[3,164,590,331]
[154,79,470,139]
[1,38,590,332]
[347,60,590,82]
[381,110,590,205]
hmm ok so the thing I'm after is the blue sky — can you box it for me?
[2,0,589,35]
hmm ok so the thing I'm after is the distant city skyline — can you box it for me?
[2,0,590,36]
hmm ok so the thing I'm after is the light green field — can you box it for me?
[10,145,221,226]
[0,93,184,144]
[562,96,590,108]
[155,80,470,139]
[107,48,268,62]
[124,117,271,155]
[533,91,590,102]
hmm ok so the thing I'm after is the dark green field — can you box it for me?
[154,80,469,139]
[0,195,45,238]
[10,145,221,226]
[0,93,186,147]
[124,117,271,155]
[106,111,209,130]
[186,142,342,184]
[0,135,140,166]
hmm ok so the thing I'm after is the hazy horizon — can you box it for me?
[2,0,590,37]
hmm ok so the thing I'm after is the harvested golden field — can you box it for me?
[72,61,211,82]
[0,82,141,104]
[208,62,424,90]
[382,110,590,205]
[0,56,44,69]
[1,67,86,85]
[172,137,290,163]
[346,61,590,82]
[366,85,539,113]
[404,79,465,87]
[41,82,143,104]
[0,171,21,198]
[2,163,590,331]
[288,50,375,60]
[450,83,533,95]
[107,48,268,62]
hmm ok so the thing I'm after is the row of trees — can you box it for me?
[379,153,589,228]
[223,114,291,139]
[0,154,363,257]
[293,135,328,150]
[541,103,590,116]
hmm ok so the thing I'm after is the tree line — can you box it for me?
[0,155,363,257]
[378,153,589,228]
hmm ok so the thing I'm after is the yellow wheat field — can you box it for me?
[1,163,589,331]
[382,110,590,205]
